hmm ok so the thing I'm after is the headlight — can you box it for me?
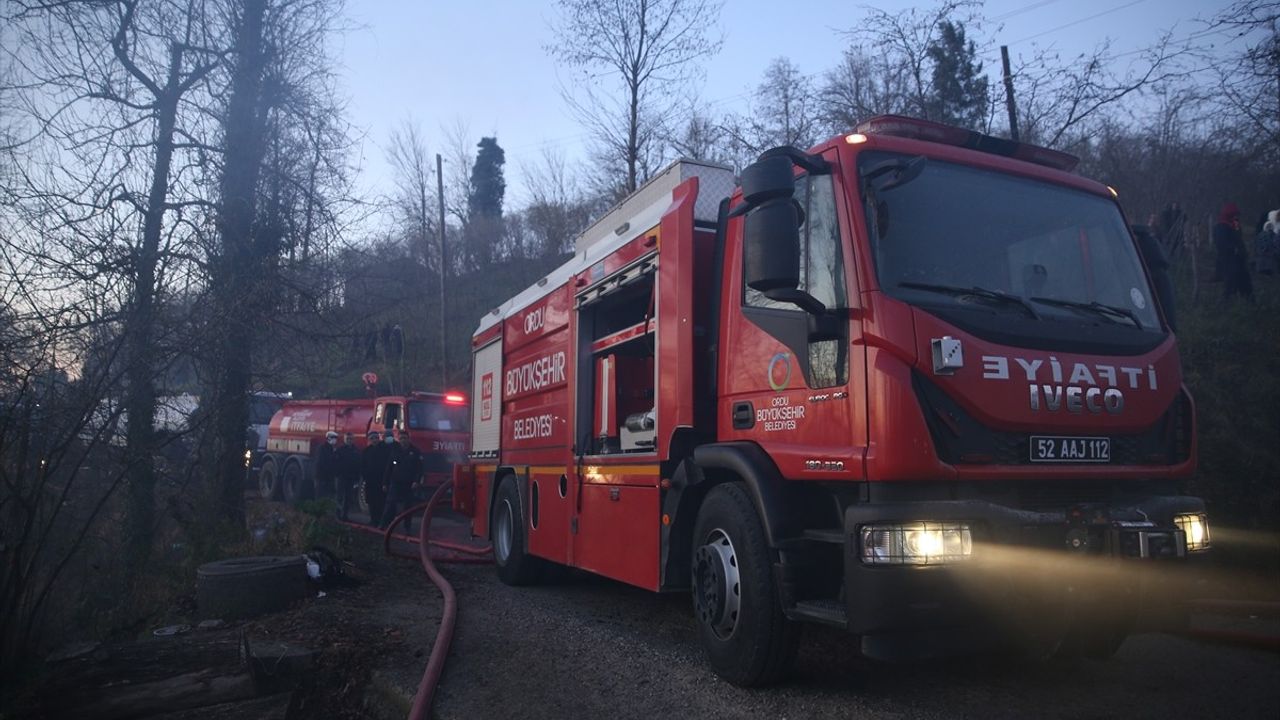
[860,522,972,565]
[243,449,253,468]
[1173,513,1210,552]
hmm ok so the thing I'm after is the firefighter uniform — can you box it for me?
[379,433,423,532]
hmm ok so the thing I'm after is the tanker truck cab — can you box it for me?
[383,392,470,492]
[456,115,1207,687]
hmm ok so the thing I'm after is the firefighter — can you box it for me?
[334,432,360,521]
[314,430,339,498]
[379,427,423,533]
[361,429,389,524]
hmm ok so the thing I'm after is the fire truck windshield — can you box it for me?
[407,400,468,433]
[861,151,1163,347]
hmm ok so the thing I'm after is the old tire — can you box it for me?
[282,457,312,504]
[492,475,543,586]
[196,556,309,620]
[692,482,799,687]
[258,456,282,501]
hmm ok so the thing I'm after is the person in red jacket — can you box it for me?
[1213,202,1253,302]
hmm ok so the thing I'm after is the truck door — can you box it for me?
[719,148,867,480]
[374,399,403,432]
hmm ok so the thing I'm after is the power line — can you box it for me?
[1005,0,1149,46]
[990,0,1065,24]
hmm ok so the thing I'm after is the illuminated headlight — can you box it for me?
[860,522,972,565]
[243,449,253,468]
[1174,513,1210,552]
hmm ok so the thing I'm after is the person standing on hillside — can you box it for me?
[1213,202,1253,302]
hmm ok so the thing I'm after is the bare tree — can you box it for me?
[1204,0,1280,163]
[723,57,821,160]
[3,0,223,574]
[820,44,912,132]
[1011,35,1192,149]
[842,0,982,121]
[386,118,438,273]
[518,146,594,257]
[548,0,724,196]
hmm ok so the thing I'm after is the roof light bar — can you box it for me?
[445,393,466,405]
[852,115,1080,172]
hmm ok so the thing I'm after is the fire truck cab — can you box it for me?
[454,116,1208,686]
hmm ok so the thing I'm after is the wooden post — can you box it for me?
[1001,46,1020,141]
[437,153,447,390]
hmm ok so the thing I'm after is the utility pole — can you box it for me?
[1001,45,1020,141]
[437,152,447,390]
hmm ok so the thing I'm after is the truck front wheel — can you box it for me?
[492,475,543,586]
[691,482,799,687]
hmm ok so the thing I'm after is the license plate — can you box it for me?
[1029,436,1110,463]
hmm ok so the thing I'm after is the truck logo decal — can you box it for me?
[981,354,1156,415]
[512,413,555,440]
[758,396,805,431]
[768,353,792,391]
[480,372,494,421]
[523,307,545,335]
[505,350,567,397]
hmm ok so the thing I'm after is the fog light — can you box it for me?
[860,522,972,565]
[1174,513,1210,552]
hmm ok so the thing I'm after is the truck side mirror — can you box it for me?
[744,197,802,294]
[741,155,802,294]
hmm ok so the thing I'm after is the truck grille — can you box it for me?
[913,371,1193,467]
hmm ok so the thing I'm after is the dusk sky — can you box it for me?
[338,0,1240,205]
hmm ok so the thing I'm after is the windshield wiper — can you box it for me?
[1028,297,1143,329]
[899,282,1041,319]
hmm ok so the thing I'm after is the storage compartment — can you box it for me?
[576,267,657,455]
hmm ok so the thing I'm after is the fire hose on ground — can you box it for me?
[339,479,492,719]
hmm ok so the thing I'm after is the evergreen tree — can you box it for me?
[468,137,506,221]
[464,136,506,269]
[926,20,989,129]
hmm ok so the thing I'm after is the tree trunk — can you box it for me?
[207,0,269,530]
[125,44,184,576]
[627,80,640,194]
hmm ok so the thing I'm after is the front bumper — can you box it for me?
[838,495,1206,653]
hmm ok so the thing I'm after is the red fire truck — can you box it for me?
[452,115,1208,685]
[259,391,468,505]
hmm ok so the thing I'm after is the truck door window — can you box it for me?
[743,172,849,389]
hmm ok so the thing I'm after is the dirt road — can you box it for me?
[432,563,1280,720]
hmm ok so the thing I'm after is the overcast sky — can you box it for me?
[338,0,1238,207]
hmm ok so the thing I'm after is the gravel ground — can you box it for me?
[431,561,1280,720]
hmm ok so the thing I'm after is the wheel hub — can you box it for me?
[693,529,740,640]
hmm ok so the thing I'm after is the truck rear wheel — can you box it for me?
[691,482,799,687]
[492,475,543,586]
[258,456,281,500]
[282,457,312,504]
